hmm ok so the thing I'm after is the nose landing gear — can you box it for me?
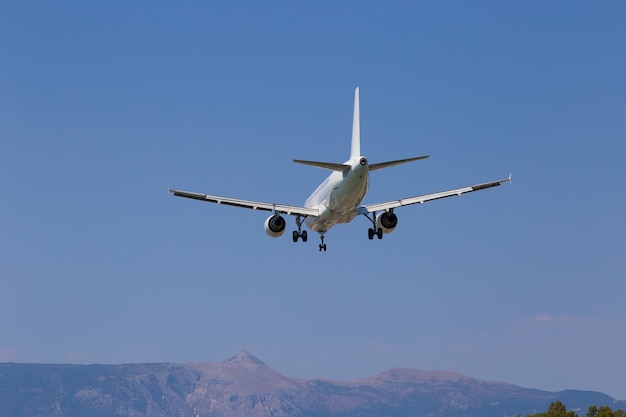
[318,232,327,251]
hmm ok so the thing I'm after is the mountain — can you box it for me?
[0,352,623,417]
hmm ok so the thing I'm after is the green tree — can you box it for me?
[586,404,626,417]
[598,406,618,417]
[548,401,578,417]
[530,402,625,417]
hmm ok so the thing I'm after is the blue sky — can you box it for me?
[2,1,625,400]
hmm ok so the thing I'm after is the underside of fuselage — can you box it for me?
[305,157,369,232]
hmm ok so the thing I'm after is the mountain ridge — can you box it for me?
[1,352,623,417]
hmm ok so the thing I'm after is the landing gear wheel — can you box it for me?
[377,228,383,239]
[368,228,375,240]
[293,215,309,244]
[318,232,327,252]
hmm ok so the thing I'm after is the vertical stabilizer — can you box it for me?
[351,87,360,159]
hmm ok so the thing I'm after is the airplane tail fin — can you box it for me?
[351,87,360,159]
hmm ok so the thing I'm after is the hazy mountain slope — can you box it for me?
[0,352,623,417]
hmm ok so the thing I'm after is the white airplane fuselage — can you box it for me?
[304,157,369,232]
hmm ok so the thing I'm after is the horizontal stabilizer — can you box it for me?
[293,159,351,172]
[370,155,429,171]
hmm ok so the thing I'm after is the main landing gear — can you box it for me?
[292,215,308,243]
[318,232,327,252]
[291,215,326,251]
[368,227,383,240]
[364,212,384,240]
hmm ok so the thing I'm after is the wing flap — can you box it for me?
[358,176,510,214]
[169,189,319,217]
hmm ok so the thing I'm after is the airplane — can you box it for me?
[169,87,510,251]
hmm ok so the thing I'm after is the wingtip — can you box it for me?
[508,174,512,184]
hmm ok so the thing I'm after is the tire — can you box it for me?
[301,230,308,242]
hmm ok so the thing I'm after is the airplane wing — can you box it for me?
[169,189,320,217]
[358,176,511,214]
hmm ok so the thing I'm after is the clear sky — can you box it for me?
[2,1,625,401]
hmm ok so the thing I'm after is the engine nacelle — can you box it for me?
[376,210,398,234]
[264,214,286,238]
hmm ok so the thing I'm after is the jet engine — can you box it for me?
[375,210,398,234]
[264,214,286,238]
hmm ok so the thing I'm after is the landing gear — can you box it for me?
[364,212,384,240]
[292,215,308,243]
[291,215,325,251]
[318,232,327,251]
[367,227,383,240]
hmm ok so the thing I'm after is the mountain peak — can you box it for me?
[225,351,265,365]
